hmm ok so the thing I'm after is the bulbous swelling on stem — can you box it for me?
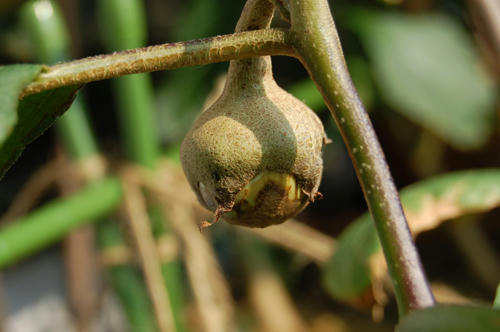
[180,56,327,228]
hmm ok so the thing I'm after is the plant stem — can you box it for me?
[288,0,435,315]
[17,4,160,331]
[97,0,158,168]
[246,219,336,265]
[468,0,500,56]
[0,176,122,268]
[19,0,99,160]
[97,1,186,330]
[97,220,158,332]
[466,0,500,77]
[121,177,176,332]
[225,0,275,94]
[113,75,158,167]
[21,3,102,328]
[21,29,294,97]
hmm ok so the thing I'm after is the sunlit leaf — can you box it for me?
[288,56,375,112]
[288,79,324,112]
[322,213,379,300]
[351,9,498,150]
[323,169,500,301]
[397,305,500,332]
[0,85,80,179]
[0,64,42,146]
[494,284,500,308]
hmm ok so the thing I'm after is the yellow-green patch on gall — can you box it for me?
[224,172,305,227]
[180,54,327,228]
[234,172,303,206]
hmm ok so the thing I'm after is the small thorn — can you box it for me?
[198,205,232,232]
[306,191,323,203]
[198,220,215,232]
[313,191,323,201]
[215,205,231,219]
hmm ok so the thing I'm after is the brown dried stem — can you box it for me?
[466,0,500,77]
[56,153,99,332]
[139,161,234,332]
[140,160,336,265]
[121,171,176,332]
[249,270,308,332]
[0,159,58,224]
[247,221,335,265]
[164,203,236,332]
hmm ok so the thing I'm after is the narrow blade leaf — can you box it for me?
[397,305,500,332]
[494,284,500,308]
[323,169,500,301]
[0,64,42,145]
[0,85,80,178]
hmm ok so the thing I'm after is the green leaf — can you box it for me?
[0,85,80,179]
[323,169,500,301]
[322,214,379,300]
[288,57,375,112]
[494,284,500,308]
[351,10,498,150]
[397,305,500,332]
[0,64,42,146]
[288,79,325,112]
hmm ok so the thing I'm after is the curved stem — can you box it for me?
[21,28,294,97]
[288,0,435,316]
[225,0,275,95]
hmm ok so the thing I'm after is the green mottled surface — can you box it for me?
[180,58,326,227]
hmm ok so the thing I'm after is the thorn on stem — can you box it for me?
[301,189,324,203]
[198,205,232,232]
[313,191,324,201]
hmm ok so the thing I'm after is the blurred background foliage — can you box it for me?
[0,0,499,331]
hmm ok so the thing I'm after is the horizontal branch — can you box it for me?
[21,28,294,97]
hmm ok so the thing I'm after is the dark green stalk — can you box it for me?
[149,207,186,332]
[97,1,186,331]
[97,220,158,332]
[111,75,157,168]
[19,4,158,330]
[0,176,122,268]
[19,0,98,159]
[97,0,158,168]
[287,0,435,315]
[108,266,159,332]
